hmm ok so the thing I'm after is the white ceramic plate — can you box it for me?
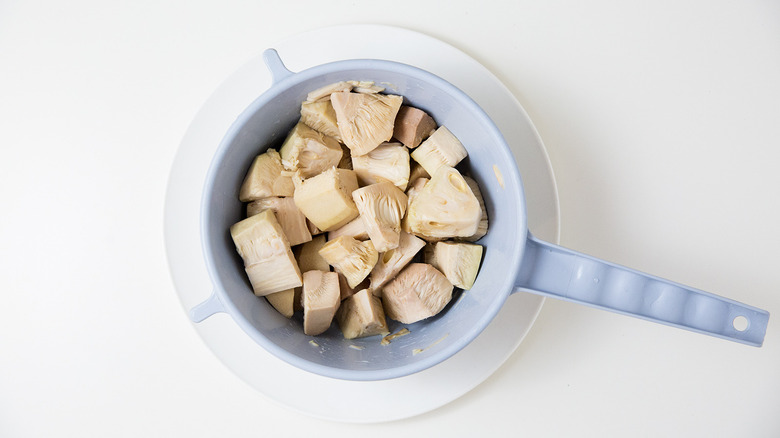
[164,24,559,423]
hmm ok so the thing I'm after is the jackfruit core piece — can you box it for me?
[279,122,342,178]
[352,182,408,253]
[229,210,303,296]
[425,241,484,290]
[319,236,378,289]
[293,167,359,232]
[351,142,410,191]
[246,197,312,247]
[300,100,341,141]
[381,263,453,324]
[405,166,481,239]
[238,148,294,202]
[302,270,340,336]
[336,289,389,340]
[331,91,403,156]
[410,126,468,177]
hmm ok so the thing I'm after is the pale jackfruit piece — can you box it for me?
[393,106,437,148]
[405,177,428,200]
[327,216,369,241]
[462,176,489,241]
[353,85,384,94]
[301,100,341,141]
[408,160,430,183]
[292,236,330,312]
[352,182,408,252]
[279,122,342,178]
[410,126,468,177]
[351,81,385,94]
[381,263,453,324]
[406,166,481,239]
[337,272,369,301]
[230,210,303,296]
[265,288,294,318]
[351,142,410,191]
[400,177,428,234]
[336,289,389,339]
[293,167,359,231]
[238,148,295,202]
[291,235,332,312]
[330,91,403,156]
[319,236,378,288]
[370,231,426,293]
[307,81,353,102]
[295,234,330,272]
[246,197,312,246]
[424,241,484,290]
[302,270,340,336]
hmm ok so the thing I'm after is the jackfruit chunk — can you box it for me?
[352,182,408,252]
[337,272,369,301]
[393,106,437,148]
[302,270,340,336]
[351,81,385,94]
[307,81,354,102]
[300,100,341,141]
[381,263,453,324]
[462,176,489,241]
[293,167,359,231]
[265,288,295,318]
[351,142,410,191]
[246,197,312,246]
[290,235,329,313]
[408,160,430,183]
[238,148,294,202]
[405,166,481,239]
[370,231,426,293]
[424,241,484,290]
[305,81,384,103]
[279,122,342,178]
[295,234,330,272]
[328,216,369,241]
[319,236,378,288]
[401,177,428,234]
[230,210,302,296]
[336,289,389,339]
[410,126,468,177]
[406,177,429,200]
[330,91,403,156]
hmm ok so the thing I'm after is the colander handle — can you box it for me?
[514,233,769,346]
[263,49,294,84]
[189,290,226,323]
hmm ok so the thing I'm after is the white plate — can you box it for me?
[164,24,559,423]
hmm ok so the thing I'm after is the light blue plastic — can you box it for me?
[189,290,224,323]
[193,49,769,381]
[517,235,769,346]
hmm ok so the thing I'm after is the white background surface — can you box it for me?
[2,1,779,436]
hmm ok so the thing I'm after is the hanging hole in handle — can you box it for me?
[732,315,749,332]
